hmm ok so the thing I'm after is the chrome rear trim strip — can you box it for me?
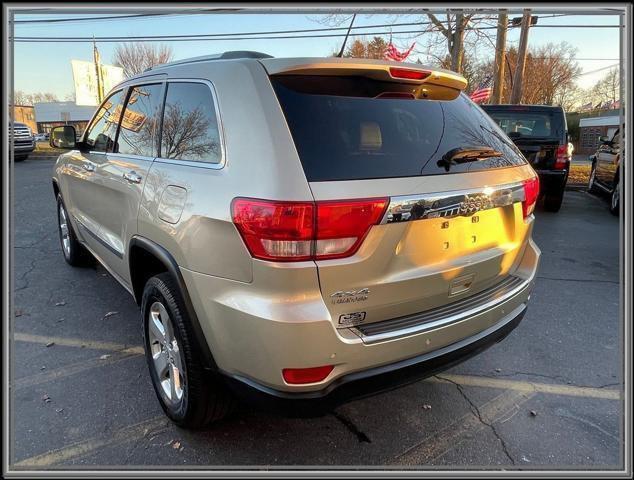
[351,275,531,344]
[381,181,526,223]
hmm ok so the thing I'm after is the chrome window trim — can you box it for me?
[107,152,156,163]
[380,181,526,224]
[153,78,227,170]
[351,276,533,345]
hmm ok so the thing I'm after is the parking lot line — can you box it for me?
[14,333,621,400]
[13,416,169,468]
[14,332,143,353]
[15,347,143,390]
[431,374,621,400]
[393,389,535,465]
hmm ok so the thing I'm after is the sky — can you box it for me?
[12,10,622,100]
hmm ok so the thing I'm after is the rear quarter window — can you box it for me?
[272,75,527,182]
[160,82,223,164]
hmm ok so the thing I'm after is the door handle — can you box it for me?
[82,162,95,172]
[123,171,142,184]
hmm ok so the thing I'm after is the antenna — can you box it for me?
[336,14,356,58]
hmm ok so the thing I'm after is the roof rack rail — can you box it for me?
[144,51,273,72]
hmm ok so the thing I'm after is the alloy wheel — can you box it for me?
[148,301,185,404]
[58,204,71,259]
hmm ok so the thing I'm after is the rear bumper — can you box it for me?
[183,233,540,399]
[535,168,568,194]
[222,304,527,414]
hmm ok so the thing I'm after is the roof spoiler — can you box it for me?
[263,61,467,92]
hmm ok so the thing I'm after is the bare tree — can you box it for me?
[314,11,498,74]
[112,43,174,77]
[471,42,580,105]
[591,68,620,106]
[423,11,475,72]
[161,103,219,160]
[554,84,587,112]
[13,90,59,105]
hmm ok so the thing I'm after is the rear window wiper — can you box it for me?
[437,147,503,171]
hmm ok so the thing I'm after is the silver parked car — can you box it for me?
[50,51,541,428]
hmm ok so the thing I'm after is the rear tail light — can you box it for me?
[231,197,388,262]
[282,365,334,384]
[522,176,540,218]
[389,67,432,81]
[554,144,569,170]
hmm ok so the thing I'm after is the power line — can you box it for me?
[572,64,619,77]
[12,13,178,23]
[13,21,434,40]
[11,9,242,24]
[12,23,623,43]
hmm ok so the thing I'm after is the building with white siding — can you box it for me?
[33,102,96,135]
[577,115,622,155]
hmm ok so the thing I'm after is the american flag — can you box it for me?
[469,76,493,104]
[383,41,416,62]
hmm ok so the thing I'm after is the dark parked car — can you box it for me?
[481,105,570,212]
[588,127,622,215]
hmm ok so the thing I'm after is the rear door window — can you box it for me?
[116,83,164,157]
[160,82,222,163]
[271,75,526,182]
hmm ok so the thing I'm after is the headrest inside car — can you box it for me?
[359,121,382,151]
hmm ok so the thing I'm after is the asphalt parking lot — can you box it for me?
[10,158,623,470]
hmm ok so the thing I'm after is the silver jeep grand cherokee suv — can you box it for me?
[50,51,541,428]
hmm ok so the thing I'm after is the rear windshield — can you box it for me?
[271,75,527,182]
[481,107,566,142]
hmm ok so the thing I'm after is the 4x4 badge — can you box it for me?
[330,288,370,304]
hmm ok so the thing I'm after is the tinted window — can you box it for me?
[272,76,527,182]
[160,82,222,163]
[117,83,164,157]
[482,107,566,142]
[84,90,126,152]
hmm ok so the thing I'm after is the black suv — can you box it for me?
[481,105,570,212]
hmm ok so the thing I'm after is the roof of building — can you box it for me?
[579,116,622,128]
[34,102,95,122]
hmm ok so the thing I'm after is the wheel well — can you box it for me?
[129,245,169,305]
[52,180,60,199]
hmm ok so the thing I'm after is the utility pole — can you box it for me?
[93,38,104,103]
[510,9,532,104]
[492,10,508,104]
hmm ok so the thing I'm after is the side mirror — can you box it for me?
[50,126,77,149]
[599,135,611,145]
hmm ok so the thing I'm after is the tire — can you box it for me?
[610,179,620,216]
[543,190,564,212]
[141,273,234,428]
[588,163,600,194]
[56,195,93,266]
